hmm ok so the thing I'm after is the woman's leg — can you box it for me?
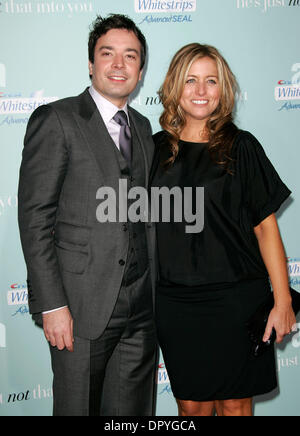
[215,398,253,416]
[177,399,215,416]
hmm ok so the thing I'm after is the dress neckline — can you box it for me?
[179,139,209,146]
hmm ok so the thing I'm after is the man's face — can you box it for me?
[89,28,143,108]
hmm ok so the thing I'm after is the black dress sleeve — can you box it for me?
[236,131,292,227]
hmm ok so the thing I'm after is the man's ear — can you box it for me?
[88,60,93,77]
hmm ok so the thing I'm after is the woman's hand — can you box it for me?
[254,214,297,344]
[263,303,297,344]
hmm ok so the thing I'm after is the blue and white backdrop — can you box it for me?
[0,0,299,416]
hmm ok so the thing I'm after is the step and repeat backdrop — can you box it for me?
[0,0,299,416]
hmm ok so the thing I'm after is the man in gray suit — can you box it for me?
[18,14,157,416]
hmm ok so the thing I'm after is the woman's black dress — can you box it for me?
[151,130,291,401]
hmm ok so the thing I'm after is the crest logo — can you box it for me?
[275,64,300,110]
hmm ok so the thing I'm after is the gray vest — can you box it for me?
[113,122,149,286]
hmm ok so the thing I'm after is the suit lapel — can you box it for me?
[72,89,153,193]
[128,108,153,190]
[72,89,121,191]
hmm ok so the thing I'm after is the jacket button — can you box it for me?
[119,259,125,266]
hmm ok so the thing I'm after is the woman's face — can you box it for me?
[179,56,221,125]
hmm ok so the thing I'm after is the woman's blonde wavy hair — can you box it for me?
[158,43,239,172]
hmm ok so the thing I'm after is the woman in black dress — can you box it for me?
[151,44,296,416]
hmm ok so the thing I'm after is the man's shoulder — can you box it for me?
[128,105,149,123]
[28,89,90,123]
[48,89,87,112]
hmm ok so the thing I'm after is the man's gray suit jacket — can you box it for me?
[18,88,156,340]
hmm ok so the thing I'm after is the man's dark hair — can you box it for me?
[88,14,147,70]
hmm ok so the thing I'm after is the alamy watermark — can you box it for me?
[96,179,204,234]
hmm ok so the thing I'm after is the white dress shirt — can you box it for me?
[43,86,129,315]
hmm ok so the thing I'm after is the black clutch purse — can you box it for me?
[247,287,300,357]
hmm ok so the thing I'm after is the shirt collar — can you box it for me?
[89,85,129,126]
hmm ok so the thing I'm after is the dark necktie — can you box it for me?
[113,110,132,167]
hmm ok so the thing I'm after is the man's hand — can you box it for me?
[43,307,74,352]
